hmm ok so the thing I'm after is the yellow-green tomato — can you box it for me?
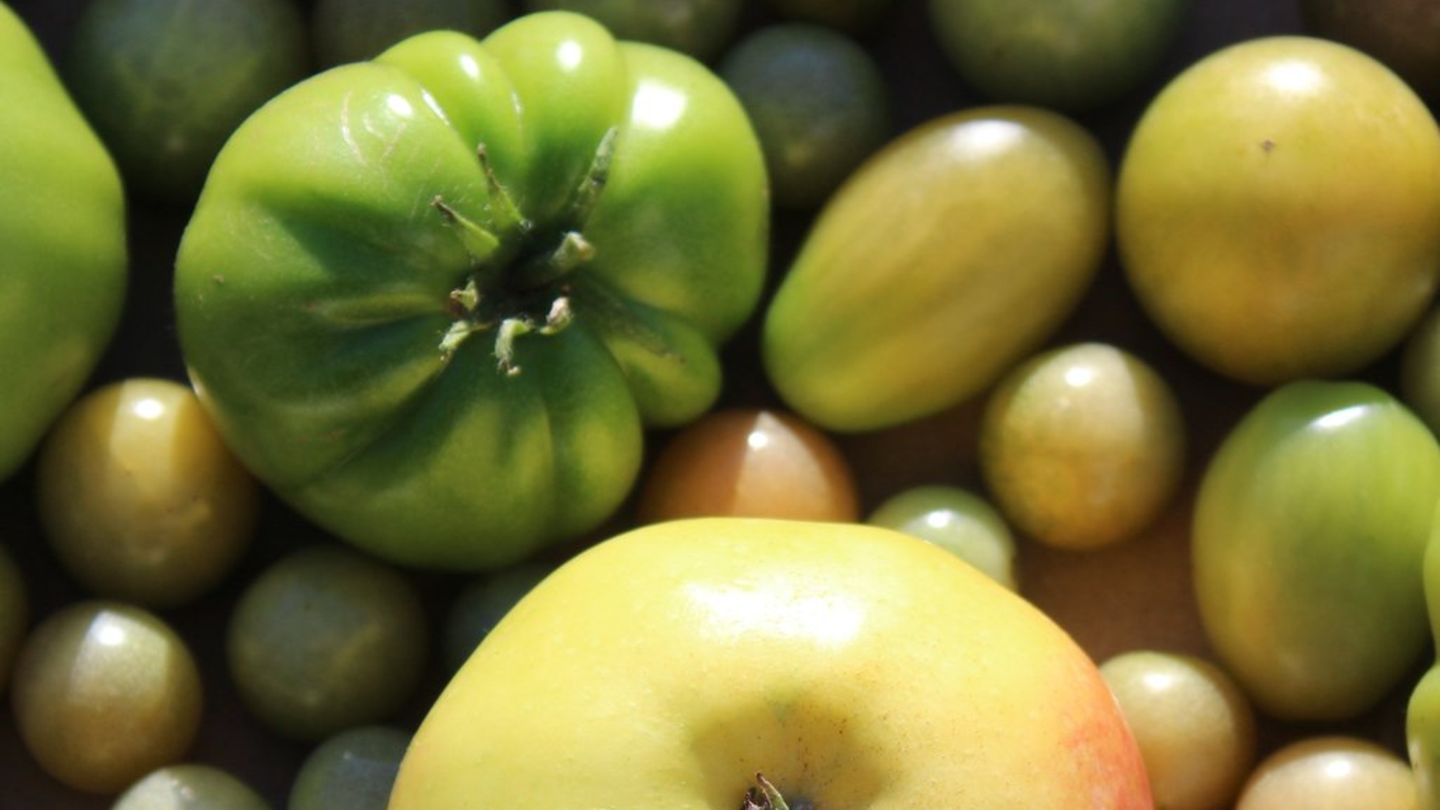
[1406,507,1440,809]
[866,485,1017,590]
[227,546,428,741]
[1237,737,1419,810]
[114,764,269,810]
[980,343,1185,551]
[1100,651,1257,810]
[36,379,259,608]
[1194,381,1440,721]
[1118,36,1440,385]
[0,544,25,693]
[10,601,203,794]
[763,106,1110,431]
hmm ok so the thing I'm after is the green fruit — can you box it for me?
[721,24,889,208]
[762,106,1109,432]
[0,4,126,481]
[928,0,1187,110]
[175,12,768,569]
[313,0,512,66]
[1193,381,1440,721]
[289,726,409,810]
[114,765,270,810]
[443,563,550,672]
[66,0,308,202]
[867,485,1017,590]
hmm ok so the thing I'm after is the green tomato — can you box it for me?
[443,563,550,672]
[227,546,429,741]
[313,0,512,67]
[762,106,1109,432]
[0,5,126,481]
[175,12,768,570]
[720,24,890,209]
[867,486,1016,590]
[66,0,308,203]
[114,764,270,810]
[522,0,743,60]
[289,726,410,810]
[928,0,1188,111]
[1118,37,1440,385]
[1409,521,1440,810]
[1193,381,1440,721]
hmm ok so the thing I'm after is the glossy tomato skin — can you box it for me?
[175,12,768,570]
[390,519,1152,809]
[1193,381,1440,721]
[0,5,127,481]
[763,106,1109,432]
[1119,37,1440,385]
[1407,514,1440,810]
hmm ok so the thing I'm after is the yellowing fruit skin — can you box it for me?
[392,518,1152,809]
[1118,36,1440,384]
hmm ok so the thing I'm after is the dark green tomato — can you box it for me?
[114,764,270,810]
[227,547,429,741]
[1304,0,1440,99]
[523,0,743,60]
[289,726,410,810]
[765,0,896,33]
[0,544,25,693]
[443,563,550,672]
[313,0,513,67]
[721,24,889,209]
[66,0,308,203]
[1194,381,1440,721]
[175,13,768,570]
[928,0,1188,111]
[0,6,126,481]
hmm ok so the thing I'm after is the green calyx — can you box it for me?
[435,128,618,374]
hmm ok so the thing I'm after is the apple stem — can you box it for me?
[742,773,793,810]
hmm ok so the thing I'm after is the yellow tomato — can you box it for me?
[1118,37,1440,384]
[391,519,1152,809]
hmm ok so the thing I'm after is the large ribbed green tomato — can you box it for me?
[1118,37,1440,385]
[0,3,127,480]
[175,12,768,570]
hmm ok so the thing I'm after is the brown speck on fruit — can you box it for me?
[1261,139,1276,153]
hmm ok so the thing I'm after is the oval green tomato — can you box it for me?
[1118,36,1440,385]
[1194,381,1440,721]
[762,106,1109,432]
[175,12,768,570]
[0,5,127,481]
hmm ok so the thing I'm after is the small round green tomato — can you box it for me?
[114,764,269,810]
[444,563,550,672]
[928,0,1187,110]
[1119,36,1440,385]
[0,5,126,482]
[1236,737,1419,810]
[289,726,411,810]
[867,486,1016,590]
[228,546,429,741]
[522,0,743,59]
[979,343,1186,551]
[313,0,512,66]
[1100,651,1256,810]
[721,24,889,208]
[765,0,896,32]
[36,379,260,608]
[11,601,203,795]
[1194,381,1440,721]
[66,0,308,202]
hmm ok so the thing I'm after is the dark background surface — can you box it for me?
[5,0,1411,807]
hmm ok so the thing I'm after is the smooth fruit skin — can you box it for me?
[1118,36,1440,385]
[313,0,511,66]
[866,485,1017,589]
[1406,513,1440,810]
[289,726,409,810]
[0,4,127,482]
[1238,737,1420,810]
[1193,381,1440,721]
[391,519,1153,809]
[929,0,1188,110]
[114,764,269,810]
[763,106,1109,432]
[175,12,768,570]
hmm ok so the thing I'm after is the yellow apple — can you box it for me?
[391,518,1152,808]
